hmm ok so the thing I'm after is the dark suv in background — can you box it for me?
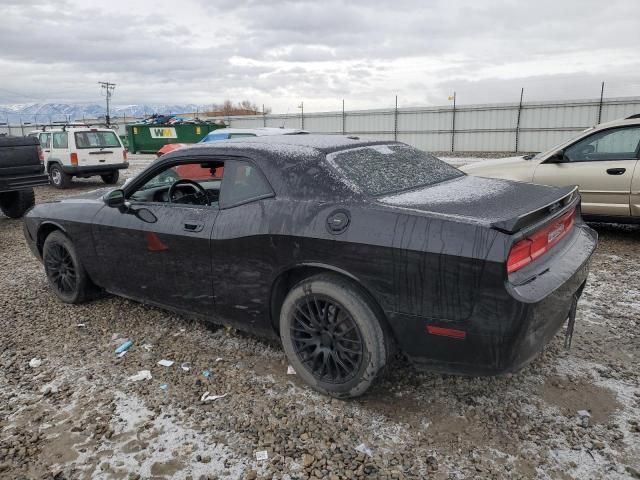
[0,135,49,218]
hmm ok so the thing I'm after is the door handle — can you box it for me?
[606,168,626,175]
[183,222,204,232]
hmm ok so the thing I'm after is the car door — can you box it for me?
[210,158,276,334]
[38,133,52,164]
[533,126,640,217]
[51,131,70,166]
[90,159,220,315]
[632,161,640,218]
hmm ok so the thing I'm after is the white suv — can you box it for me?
[30,126,128,189]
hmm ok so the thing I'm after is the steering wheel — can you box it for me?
[167,179,209,205]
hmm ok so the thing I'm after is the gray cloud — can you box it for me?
[0,0,638,112]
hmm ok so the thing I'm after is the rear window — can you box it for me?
[74,131,121,149]
[327,144,463,196]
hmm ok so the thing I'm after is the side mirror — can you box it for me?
[105,189,126,208]
[545,150,565,164]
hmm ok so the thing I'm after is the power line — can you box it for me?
[98,81,116,125]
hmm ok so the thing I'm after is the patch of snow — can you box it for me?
[379,175,516,206]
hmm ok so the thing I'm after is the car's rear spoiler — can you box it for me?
[490,186,579,234]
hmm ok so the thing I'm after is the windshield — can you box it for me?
[327,144,464,196]
[74,131,121,149]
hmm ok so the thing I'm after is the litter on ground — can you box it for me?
[355,443,373,457]
[200,392,228,402]
[128,370,152,381]
[255,450,269,461]
[158,359,174,367]
[28,358,42,368]
[287,365,296,375]
[115,340,133,354]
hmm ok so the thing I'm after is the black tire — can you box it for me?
[280,273,389,398]
[101,170,119,185]
[49,164,71,189]
[43,231,98,304]
[0,189,35,219]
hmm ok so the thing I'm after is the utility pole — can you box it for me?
[515,87,524,153]
[597,81,605,125]
[451,91,456,153]
[394,95,398,141]
[298,101,304,129]
[98,81,116,126]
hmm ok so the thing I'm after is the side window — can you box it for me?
[219,160,273,208]
[39,133,51,149]
[565,127,640,161]
[52,132,68,149]
[129,161,223,206]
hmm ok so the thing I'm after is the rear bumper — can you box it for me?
[394,223,597,375]
[61,163,128,175]
[0,173,49,191]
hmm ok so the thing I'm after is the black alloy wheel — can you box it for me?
[42,230,99,304]
[44,242,77,295]
[291,295,364,383]
[280,273,390,398]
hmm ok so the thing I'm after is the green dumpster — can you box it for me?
[125,123,225,154]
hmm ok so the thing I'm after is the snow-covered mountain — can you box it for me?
[0,103,211,123]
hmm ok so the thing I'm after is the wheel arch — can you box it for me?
[46,160,62,172]
[269,263,396,348]
[37,221,67,256]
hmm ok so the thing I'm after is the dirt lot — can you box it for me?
[1,155,639,480]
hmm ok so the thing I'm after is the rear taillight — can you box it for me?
[123,150,128,162]
[37,145,44,163]
[507,207,576,274]
[70,152,78,166]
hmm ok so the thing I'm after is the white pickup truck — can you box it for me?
[30,126,128,188]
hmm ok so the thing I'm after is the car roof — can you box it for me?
[28,127,115,133]
[182,133,397,155]
[204,127,308,136]
[591,115,640,131]
[159,134,404,200]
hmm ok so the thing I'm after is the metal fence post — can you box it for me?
[597,82,605,124]
[342,99,345,135]
[451,92,456,152]
[263,104,266,127]
[514,88,524,153]
[394,96,398,141]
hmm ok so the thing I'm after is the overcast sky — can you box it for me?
[1,0,639,112]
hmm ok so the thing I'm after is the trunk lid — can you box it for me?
[377,175,577,234]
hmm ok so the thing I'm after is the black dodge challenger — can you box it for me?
[24,135,597,397]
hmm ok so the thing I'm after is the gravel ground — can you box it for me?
[0,154,639,480]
